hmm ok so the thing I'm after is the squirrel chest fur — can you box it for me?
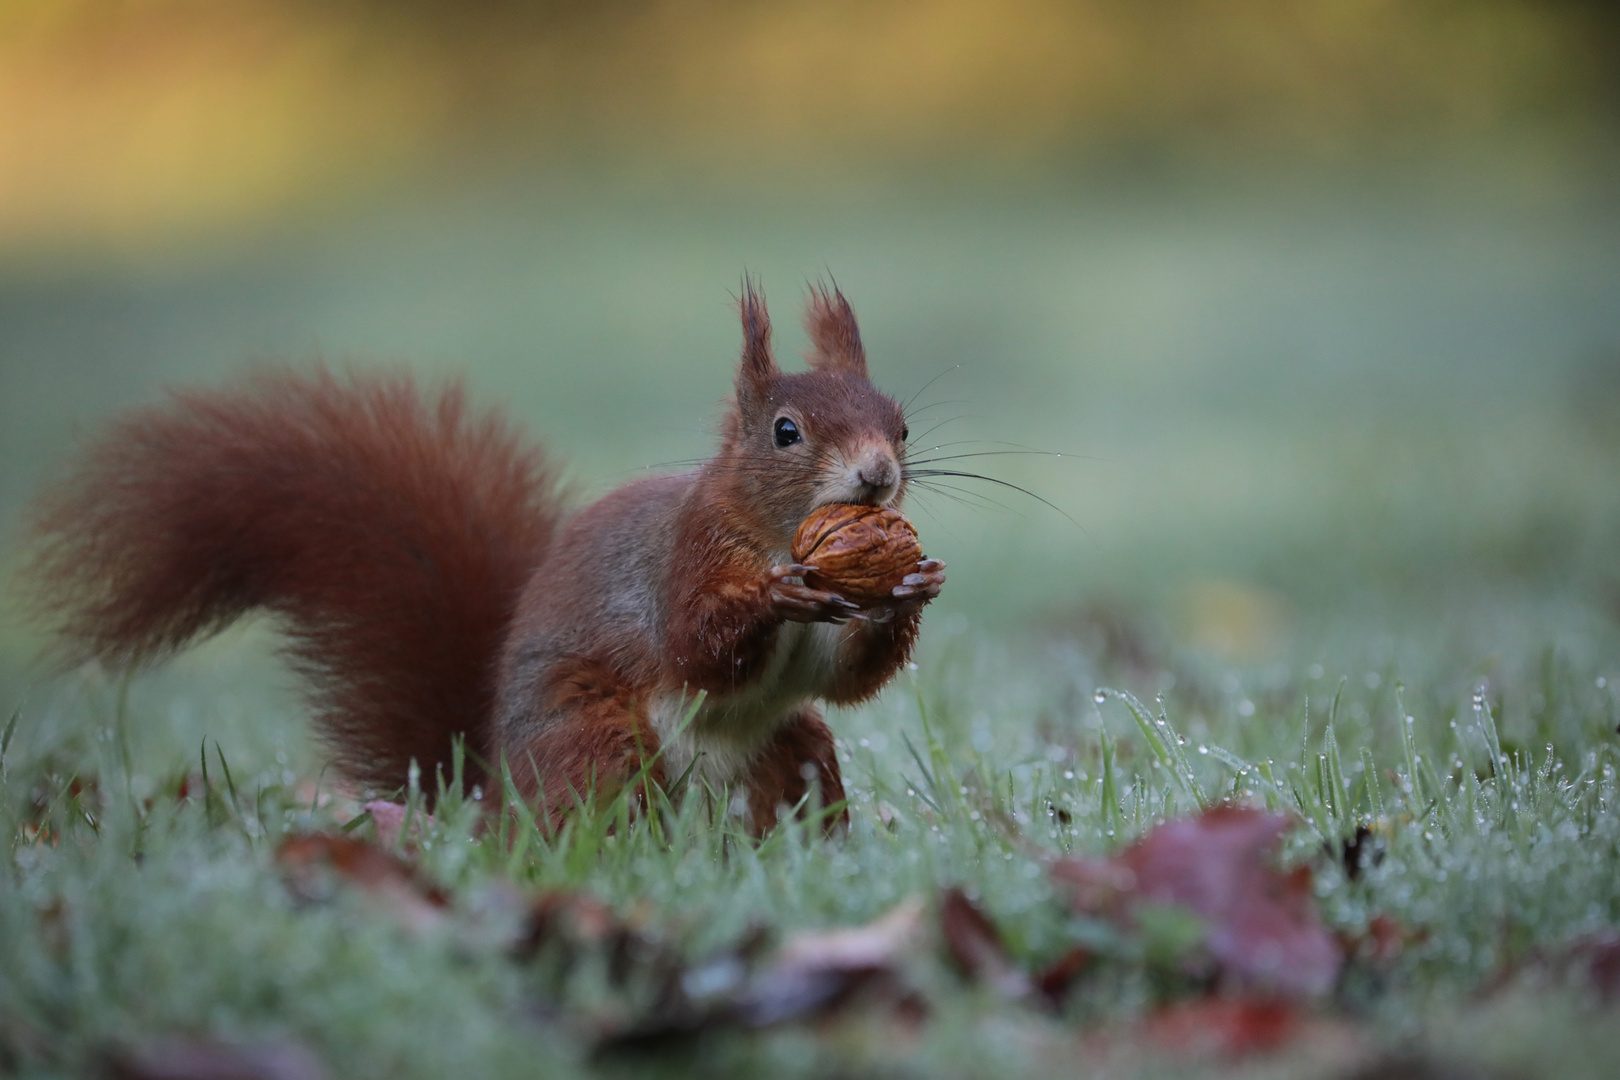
[23,282,945,833]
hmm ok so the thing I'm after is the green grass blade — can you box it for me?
[1099,725,1121,838]
[1361,745,1385,819]
[1396,685,1425,814]
[0,707,18,773]
[1107,688,1207,810]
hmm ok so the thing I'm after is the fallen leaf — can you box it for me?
[360,800,433,851]
[274,834,446,932]
[1054,807,1342,996]
[108,1039,325,1080]
[1338,1052,1502,1080]
[1142,997,1302,1058]
[593,897,928,1053]
[734,896,928,1028]
[773,896,926,972]
[512,891,622,958]
[1033,946,1093,1006]
[939,888,1031,1000]
[1567,932,1620,1000]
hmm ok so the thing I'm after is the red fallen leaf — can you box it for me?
[1559,932,1620,1000]
[939,889,1031,1000]
[1054,807,1342,996]
[1142,998,1301,1058]
[274,834,447,931]
[1033,946,1093,1006]
[1049,855,1136,912]
[109,1039,325,1080]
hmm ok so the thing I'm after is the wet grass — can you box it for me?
[2,605,1618,1079]
[2,177,1618,1077]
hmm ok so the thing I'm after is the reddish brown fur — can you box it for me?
[518,656,665,828]
[24,368,563,796]
[805,284,867,377]
[24,283,940,831]
[661,529,781,692]
[823,616,924,705]
[745,707,848,833]
[655,285,918,713]
[528,655,664,821]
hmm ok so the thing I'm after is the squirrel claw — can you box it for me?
[769,577,859,624]
[880,558,946,611]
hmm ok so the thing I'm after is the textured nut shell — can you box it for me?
[790,504,923,607]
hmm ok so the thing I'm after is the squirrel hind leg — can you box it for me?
[744,707,847,837]
[501,660,664,831]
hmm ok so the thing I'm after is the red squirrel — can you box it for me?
[23,283,944,832]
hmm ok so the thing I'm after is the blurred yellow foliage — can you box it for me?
[1179,580,1293,663]
[0,0,1605,249]
[0,2,445,248]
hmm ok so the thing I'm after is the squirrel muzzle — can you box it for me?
[822,437,900,508]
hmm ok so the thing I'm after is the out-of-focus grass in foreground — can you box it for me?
[2,607,1618,1078]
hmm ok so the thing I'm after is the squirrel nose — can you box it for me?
[855,456,898,501]
[858,463,893,488]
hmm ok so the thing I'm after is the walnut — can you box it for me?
[790,504,923,607]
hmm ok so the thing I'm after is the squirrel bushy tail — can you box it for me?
[24,367,564,794]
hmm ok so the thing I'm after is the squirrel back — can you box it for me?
[24,367,563,794]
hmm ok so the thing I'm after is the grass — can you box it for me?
[2,605,1618,1079]
[1,174,1618,1077]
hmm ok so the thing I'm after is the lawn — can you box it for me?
[2,180,1619,1078]
[3,581,1618,1078]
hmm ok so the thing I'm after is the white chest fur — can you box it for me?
[649,620,845,790]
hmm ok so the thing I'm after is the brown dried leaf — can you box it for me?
[773,895,925,972]
[1142,998,1304,1058]
[594,897,928,1053]
[1054,807,1342,996]
[108,1039,326,1080]
[1033,946,1093,1006]
[510,891,628,964]
[939,888,1031,1000]
[734,898,928,1028]
[1565,932,1620,1000]
[274,833,446,932]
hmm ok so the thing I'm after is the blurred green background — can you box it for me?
[3,0,1620,715]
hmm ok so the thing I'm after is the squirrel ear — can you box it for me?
[737,279,778,401]
[804,284,867,379]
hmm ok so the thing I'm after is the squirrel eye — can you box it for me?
[900,424,909,442]
[773,417,801,447]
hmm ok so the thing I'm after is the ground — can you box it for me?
[2,179,1618,1079]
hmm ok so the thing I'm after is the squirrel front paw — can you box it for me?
[864,558,946,623]
[767,563,861,624]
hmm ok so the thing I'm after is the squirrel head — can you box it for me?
[716,281,909,547]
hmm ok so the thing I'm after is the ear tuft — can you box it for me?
[804,283,867,378]
[737,278,777,399]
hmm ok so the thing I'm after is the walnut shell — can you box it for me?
[790,504,923,607]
